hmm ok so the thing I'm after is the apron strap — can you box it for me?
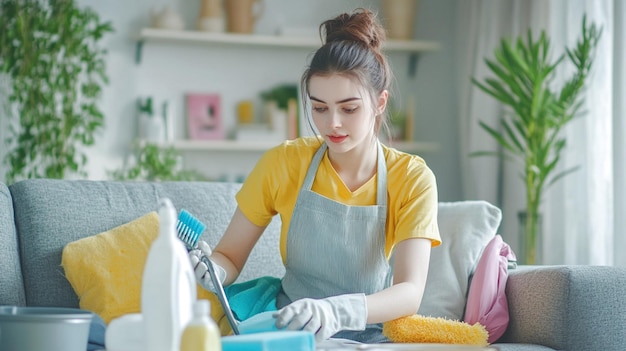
[375,141,387,207]
[301,142,327,191]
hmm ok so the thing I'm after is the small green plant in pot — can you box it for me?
[387,99,407,141]
[471,16,602,264]
[110,142,209,182]
[0,0,113,183]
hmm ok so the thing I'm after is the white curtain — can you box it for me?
[457,0,625,266]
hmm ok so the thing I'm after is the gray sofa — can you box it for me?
[1,179,625,351]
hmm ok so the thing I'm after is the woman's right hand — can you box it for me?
[188,240,226,292]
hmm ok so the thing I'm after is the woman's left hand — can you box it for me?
[273,293,367,341]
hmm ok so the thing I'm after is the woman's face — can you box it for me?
[309,74,384,154]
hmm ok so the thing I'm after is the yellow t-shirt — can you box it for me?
[236,137,441,262]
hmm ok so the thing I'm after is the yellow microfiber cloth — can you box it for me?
[383,314,489,346]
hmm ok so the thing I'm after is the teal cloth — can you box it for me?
[224,276,281,321]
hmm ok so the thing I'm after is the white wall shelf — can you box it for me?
[144,139,439,154]
[135,28,441,75]
[137,28,441,53]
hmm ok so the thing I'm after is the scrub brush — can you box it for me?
[175,209,242,334]
[176,209,206,250]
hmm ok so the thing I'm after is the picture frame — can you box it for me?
[186,93,225,140]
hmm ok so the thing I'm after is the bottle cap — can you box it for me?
[194,299,211,317]
[158,197,177,236]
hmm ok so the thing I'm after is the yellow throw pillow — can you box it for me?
[62,212,227,331]
[62,212,160,324]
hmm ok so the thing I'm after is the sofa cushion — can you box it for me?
[61,211,160,323]
[61,211,223,326]
[417,201,501,321]
[9,179,283,308]
[0,182,26,306]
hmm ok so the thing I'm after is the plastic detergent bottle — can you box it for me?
[180,299,221,351]
[141,198,197,351]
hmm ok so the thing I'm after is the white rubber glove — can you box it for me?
[274,293,367,341]
[188,240,226,292]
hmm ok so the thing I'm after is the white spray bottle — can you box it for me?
[142,198,197,351]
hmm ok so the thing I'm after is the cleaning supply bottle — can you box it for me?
[141,198,197,351]
[180,299,221,351]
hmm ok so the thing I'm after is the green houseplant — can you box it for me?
[109,142,208,182]
[0,0,113,183]
[472,17,602,264]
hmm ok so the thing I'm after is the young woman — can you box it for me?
[189,8,441,343]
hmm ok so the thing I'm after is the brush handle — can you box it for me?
[201,255,240,335]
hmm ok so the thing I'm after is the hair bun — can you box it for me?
[321,8,386,52]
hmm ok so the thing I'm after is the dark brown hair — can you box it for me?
[301,8,393,138]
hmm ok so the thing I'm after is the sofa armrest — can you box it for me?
[498,265,626,351]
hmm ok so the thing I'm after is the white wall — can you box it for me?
[73,0,462,200]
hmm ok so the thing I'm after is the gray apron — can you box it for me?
[277,142,391,343]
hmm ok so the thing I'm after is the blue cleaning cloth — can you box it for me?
[238,311,281,334]
[224,276,281,321]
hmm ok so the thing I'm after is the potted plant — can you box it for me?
[0,0,113,183]
[137,96,167,142]
[471,16,602,264]
[109,142,208,182]
[386,98,407,142]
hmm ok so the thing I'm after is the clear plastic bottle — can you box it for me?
[141,198,197,351]
[180,299,221,351]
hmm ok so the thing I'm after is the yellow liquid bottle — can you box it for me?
[181,299,221,351]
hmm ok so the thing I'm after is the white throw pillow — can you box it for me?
[417,201,502,321]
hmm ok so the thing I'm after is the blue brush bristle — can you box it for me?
[176,209,206,250]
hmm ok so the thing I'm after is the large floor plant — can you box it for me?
[472,17,602,264]
[0,0,113,183]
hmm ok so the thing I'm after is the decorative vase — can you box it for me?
[224,0,263,34]
[139,112,165,142]
[198,0,225,32]
[381,0,419,40]
[517,211,542,265]
[151,6,186,30]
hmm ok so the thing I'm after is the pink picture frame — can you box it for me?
[186,93,225,140]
